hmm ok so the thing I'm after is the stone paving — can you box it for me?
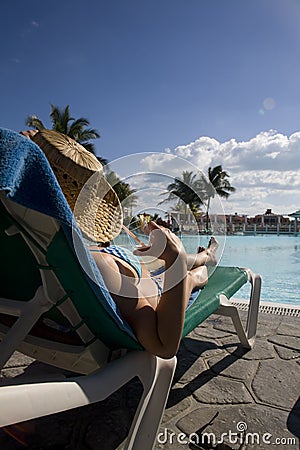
[0,311,299,450]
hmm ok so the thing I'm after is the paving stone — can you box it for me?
[30,409,76,448]
[192,375,253,404]
[218,335,243,354]
[254,320,282,338]
[213,313,282,338]
[124,378,143,409]
[257,312,283,326]
[1,315,300,450]
[175,351,207,384]
[222,336,276,360]
[0,365,71,386]
[182,336,225,359]
[176,404,299,450]
[166,382,191,410]
[235,338,276,360]
[277,316,300,336]
[212,318,276,341]
[194,321,211,330]
[162,397,193,424]
[84,406,131,450]
[193,326,233,340]
[207,353,259,382]
[252,359,300,409]
[211,314,246,334]
[212,322,238,335]
[213,312,248,322]
[206,315,232,326]
[268,335,300,352]
[274,345,300,360]
[3,351,35,368]
[0,366,27,379]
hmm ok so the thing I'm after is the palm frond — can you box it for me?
[76,128,101,142]
[96,155,109,167]
[50,104,74,134]
[25,115,45,130]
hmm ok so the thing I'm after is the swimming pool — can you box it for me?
[182,234,300,306]
[114,232,300,306]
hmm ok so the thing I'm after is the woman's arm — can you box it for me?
[130,222,189,358]
[125,253,188,359]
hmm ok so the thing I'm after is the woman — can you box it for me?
[90,227,218,358]
[21,129,218,359]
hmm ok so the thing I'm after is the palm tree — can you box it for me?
[160,171,204,219]
[201,165,236,230]
[25,104,103,158]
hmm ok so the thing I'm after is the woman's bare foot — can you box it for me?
[187,237,219,269]
[205,237,219,265]
[20,129,39,139]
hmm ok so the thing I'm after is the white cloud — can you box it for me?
[141,130,300,215]
[140,153,176,171]
[160,129,300,172]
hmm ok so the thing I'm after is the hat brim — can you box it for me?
[73,170,123,243]
[32,129,123,242]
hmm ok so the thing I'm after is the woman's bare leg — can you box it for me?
[183,239,220,309]
[188,266,208,289]
[178,265,208,309]
[186,237,219,270]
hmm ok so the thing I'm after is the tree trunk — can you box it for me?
[206,197,211,232]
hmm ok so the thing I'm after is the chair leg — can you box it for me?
[245,270,261,342]
[124,354,177,450]
[216,270,261,349]
[217,295,252,349]
[0,351,176,450]
[0,286,53,369]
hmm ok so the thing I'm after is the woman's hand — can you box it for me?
[20,130,39,139]
[133,222,186,266]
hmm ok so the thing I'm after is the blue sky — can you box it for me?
[1,0,300,215]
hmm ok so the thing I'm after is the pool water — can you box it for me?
[182,234,300,306]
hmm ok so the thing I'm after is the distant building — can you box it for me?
[247,209,290,228]
[288,210,300,235]
[167,208,299,235]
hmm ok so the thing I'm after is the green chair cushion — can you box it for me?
[0,201,248,351]
[182,266,248,337]
[46,230,143,351]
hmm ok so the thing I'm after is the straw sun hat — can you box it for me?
[32,129,123,243]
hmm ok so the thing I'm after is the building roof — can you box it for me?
[289,210,300,218]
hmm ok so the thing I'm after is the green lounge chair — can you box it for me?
[0,129,261,449]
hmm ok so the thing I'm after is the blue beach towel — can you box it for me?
[0,128,73,227]
[0,128,137,340]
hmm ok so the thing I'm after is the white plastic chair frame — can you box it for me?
[217,267,261,349]
[0,194,261,449]
[0,194,176,450]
